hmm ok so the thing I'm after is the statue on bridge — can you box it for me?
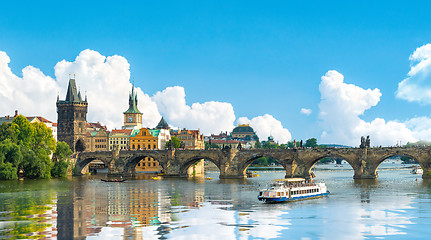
[360,136,371,148]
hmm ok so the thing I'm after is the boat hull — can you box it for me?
[258,191,329,203]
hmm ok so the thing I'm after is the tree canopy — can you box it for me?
[304,138,318,148]
[0,115,72,180]
[165,136,181,149]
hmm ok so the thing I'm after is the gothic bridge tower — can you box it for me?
[57,78,88,152]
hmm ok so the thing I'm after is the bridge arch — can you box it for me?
[75,157,110,175]
[179,156,220,176]
[373,153,422,177]
[122,154,165,176]
[238,154,292,178]
[305,153,358,179]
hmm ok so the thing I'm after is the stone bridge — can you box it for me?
[75,147,431,179]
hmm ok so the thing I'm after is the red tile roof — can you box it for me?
[26,116,53,123]
[210,139,242,144]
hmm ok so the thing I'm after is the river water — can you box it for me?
[0,162,430,239]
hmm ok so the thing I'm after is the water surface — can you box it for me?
[0,162,430,239]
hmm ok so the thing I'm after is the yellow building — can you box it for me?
[177,129,205,149]
[176,129,205,176]
[109,129,132,150]
[130,128,161,172]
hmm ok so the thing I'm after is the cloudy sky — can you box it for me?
[2,1,431,146]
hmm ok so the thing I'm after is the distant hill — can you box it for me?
[405,140,431,147]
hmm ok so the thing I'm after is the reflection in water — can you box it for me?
[0,162,430,239]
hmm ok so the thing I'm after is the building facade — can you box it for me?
[231,124,257,139]
[86,129,109,152]
[177,129,205,149]
[131,128,161,172]
[176,129,205,176]
[109,129,132,151]
[57,78,88,152]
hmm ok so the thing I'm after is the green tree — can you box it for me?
[205,142,220,149]
[262,141,279,149]
[254,139,261,149]
[0,139,23,167]
[51,160,69,178]
[20,146,51,179]
[0,116,57,180]
[53,141,73,161]
[287,141,295,148]
[166,136,181,149]
[304,138,318,148]
[0,122,16,142]
[10,115,34,146]
[31,121,56,156]
[0,162,18,180]
[51,141,72,178]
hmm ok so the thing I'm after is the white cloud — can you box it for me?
[300,108,312,116]
[396,44,431,104]
[54,49,162,129]
[0,49,291,139]
[237,115,291,143]
[152,86,236,135]
[0,51,60,120]
[319,70,417,146]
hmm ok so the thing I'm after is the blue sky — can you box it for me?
[2,1,431,146]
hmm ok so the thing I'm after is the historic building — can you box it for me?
[231,124,257,140]
[176,128,205,175]
[177,129,205,150]
[131,128,161,172]
[85,122,109,152]
[155,117,169,129]
[57,78,88,152]
[122,85,143,130]
[109,129,133,151]
[130,127,171,172]
[86,129,109,152]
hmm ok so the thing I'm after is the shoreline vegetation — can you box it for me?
[0,115,72,180]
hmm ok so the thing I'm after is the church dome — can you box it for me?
[232,124,255,133]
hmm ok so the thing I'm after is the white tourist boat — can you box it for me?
[258,178,329,203]
[410,166,423,174]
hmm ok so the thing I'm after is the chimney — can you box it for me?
[14,110,18,117]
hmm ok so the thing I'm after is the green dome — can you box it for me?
[232,125,255,133]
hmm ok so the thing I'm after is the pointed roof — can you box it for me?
[65,79,82,102]
[155,117,169,129]
[124,84,142,114]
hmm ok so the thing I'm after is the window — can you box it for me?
[153,145,156,149]
[148,144,151,149]
[153,163,156,166]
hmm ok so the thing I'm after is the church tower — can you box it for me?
[122,84,143,129]
[57,77,88,152]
